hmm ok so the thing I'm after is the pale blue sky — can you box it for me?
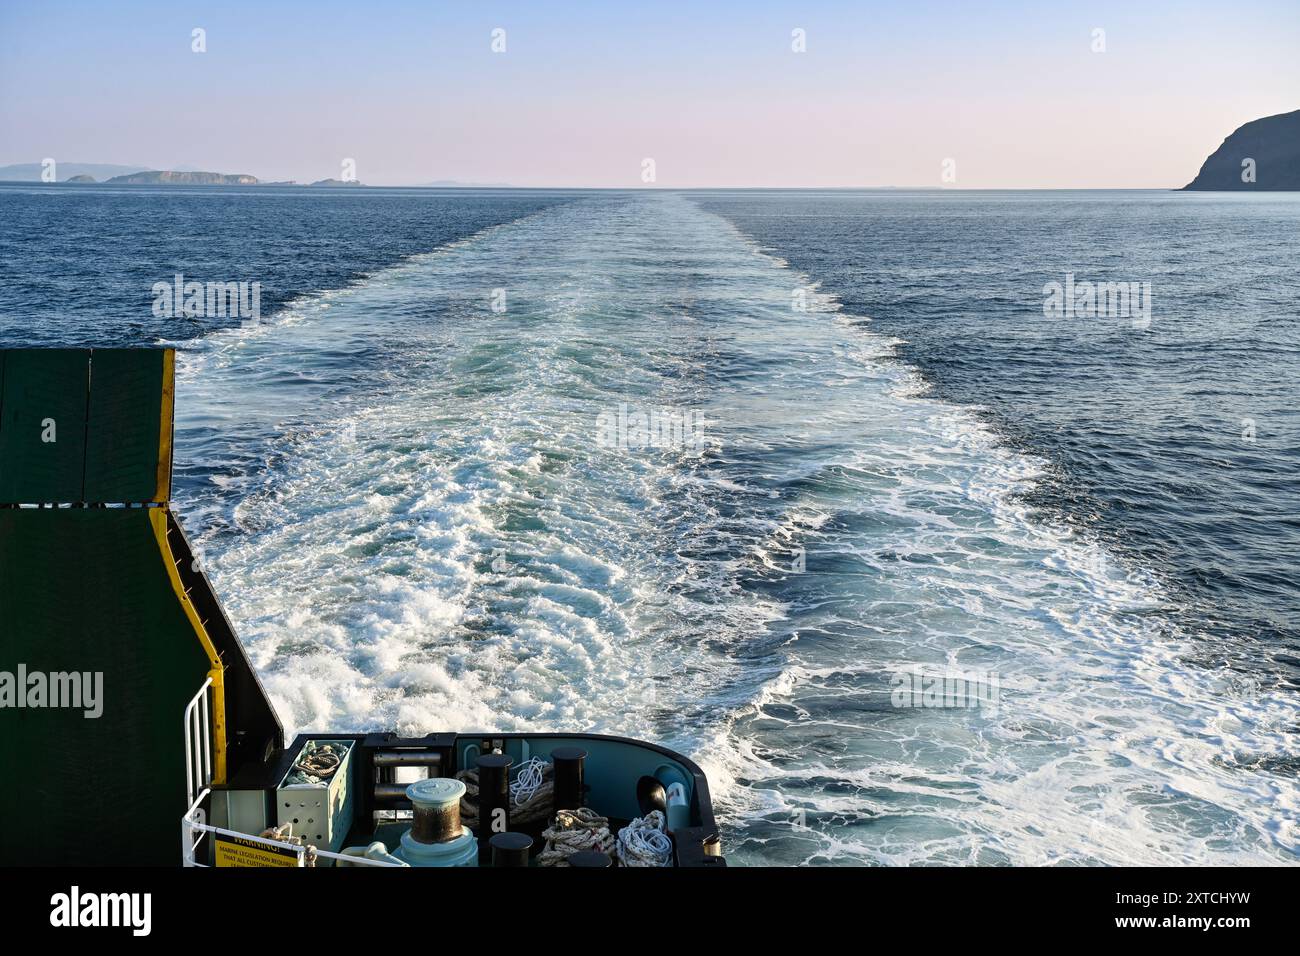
[2,0,1298,187]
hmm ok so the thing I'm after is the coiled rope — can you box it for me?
[537,808,615,866]
[616,810,672,867]
[294,750,340,779]
[286,741,344,786]
[510,756,548,806]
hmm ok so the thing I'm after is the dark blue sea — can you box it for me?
[2,182,1297,864]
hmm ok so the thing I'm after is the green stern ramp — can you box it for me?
[0,349,282,865]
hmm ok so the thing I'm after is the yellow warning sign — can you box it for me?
[214,834,303,867]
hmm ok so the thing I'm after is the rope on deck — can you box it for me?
[616,810,672,867]
[537,808,615,866]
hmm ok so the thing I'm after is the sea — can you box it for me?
[1,182,1297,865]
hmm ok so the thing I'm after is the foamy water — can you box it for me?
[170,193,1300,866]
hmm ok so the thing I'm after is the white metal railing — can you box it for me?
[180,793,400,867]
[183,677,213,808]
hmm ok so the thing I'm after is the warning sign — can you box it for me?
[214,834,303,867]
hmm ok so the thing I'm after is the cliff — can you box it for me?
[1183,110,1300,190]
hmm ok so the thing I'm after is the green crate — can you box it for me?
[276,739,355,854]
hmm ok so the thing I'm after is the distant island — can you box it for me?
[100,171,368,186]
[0,165,379,186]
[104,170,259,185]
[0,165,373,187]
[1184,109,1300,190]
[0,163,507,187]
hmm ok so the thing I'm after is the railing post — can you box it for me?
[183,677,214,808]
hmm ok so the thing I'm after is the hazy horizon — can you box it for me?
[3,0,1299,189]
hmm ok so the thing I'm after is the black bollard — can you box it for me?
[551,746,588,811]
[476,753,513,860]
[490,831,533,867]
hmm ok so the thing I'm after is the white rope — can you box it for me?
[616,810,672,867]
[456,759,554,827]
[510,756,549,807]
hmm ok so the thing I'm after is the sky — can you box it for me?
[2,0,1298,188]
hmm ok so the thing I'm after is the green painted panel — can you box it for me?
[84,349,167,503]
[0,509,212,865]
[0,350,90,503]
